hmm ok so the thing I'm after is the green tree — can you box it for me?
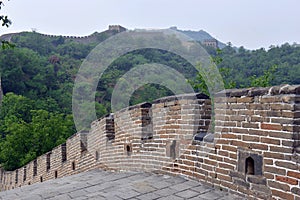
[249,65,277,87]
[189,49,236,96]
[0,93,75,170]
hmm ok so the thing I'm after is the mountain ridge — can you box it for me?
[170,26,226,48]
[1,25,227,48]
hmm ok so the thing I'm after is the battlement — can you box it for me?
[202,38,219,48]
[1,85,300,200]
[0,25,127,44]
[108,25,127,32]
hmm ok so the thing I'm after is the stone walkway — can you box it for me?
[0,169,245,200]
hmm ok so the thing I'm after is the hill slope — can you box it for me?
[170,26,226,48]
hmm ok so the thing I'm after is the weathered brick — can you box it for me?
[250,103,271,110]
[231,140,250,148]
[219,163,234,170]
[269,180,290,191]
[215,167,228,175]
[193,172,206,180]
[250,116,268,123]
[224,158,236,165]
[223,121,237,127]
[194,167,209,176]
[238,110,254,115]
[276,175,298,185]
[260,137,280,145]
[282,140,294,147]
[266,110,282,117]
[249,129,268,136]
[264,166,286,175]
[264,159,273,165]
[216,139,230,145]
[230,115,246,122]
[269,131,294,139]
[287,171,300,179]
[232,128,249,134]
[208,154,224,161]
[214,127,230,133]
[261,96,278,103]
[282,111,295,118]
[229,104,247,109]
[220,180,237,191]
[270,146,293,154]
[282,95,298,103]
[202,163,213,171]
[222,145,237,152]
[229,153,237,159]
[294,111,300,118]
[242,135,259,142]
[272,189,294,200]
[221,134,238,139]
[237,97,254,103]
[252,143,268,150]
[204,159,217,166]
[261,123,282,131]
[282,125,297,132]
[242,122,259,129]
[271,118,294,124]
[182,160,195,166]
[271,103,294,111]
[264,172,274,179]
[291,187,300,196]
[217,174,232,182]
[218,150,229,157]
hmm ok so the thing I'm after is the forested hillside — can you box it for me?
[216,44,300,87]
[0,30,299,170]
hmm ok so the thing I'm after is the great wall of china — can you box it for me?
[0,84,299,199]
[0,25,127,44]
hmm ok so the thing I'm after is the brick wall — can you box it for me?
[212,85,300,199]
[0,132,100,190]
[86,93,210,172]
[1,85,299,200]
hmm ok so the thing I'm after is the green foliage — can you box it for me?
[1,40,15,49]
[249,65,277,87]
[189,65,209,96]
[0,93,75,170]
[190,47,283,95]
[189,49,236,96]
[218,43,300,86]
[0,30,111,170]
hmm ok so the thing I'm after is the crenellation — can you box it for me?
[0,85,300,199]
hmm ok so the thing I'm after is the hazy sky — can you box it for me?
[1,0,299,49]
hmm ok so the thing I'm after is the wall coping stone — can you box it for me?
[216,84,300,97]
[116,102,152,114]
[152,93,209,104]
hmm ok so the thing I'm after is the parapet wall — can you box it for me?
[0,25,127,44]
[1,85,299,200]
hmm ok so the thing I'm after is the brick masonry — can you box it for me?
[0,84,299,200]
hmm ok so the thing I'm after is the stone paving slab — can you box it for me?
[0,169,245,200]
